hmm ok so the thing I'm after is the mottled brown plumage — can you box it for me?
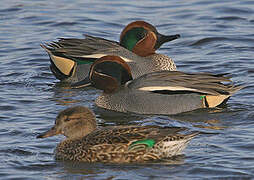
[37,106,198,163]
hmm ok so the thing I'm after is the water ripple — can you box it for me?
[216,16,247,21]
[0,0,254,179]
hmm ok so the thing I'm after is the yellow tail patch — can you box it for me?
[51,55,75,76]
[205,95,229,107]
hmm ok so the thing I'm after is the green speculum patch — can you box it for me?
[120,27,147,51]
[130,139,155,148]
[75,57,98,65]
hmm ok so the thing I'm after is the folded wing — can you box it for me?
[127,71,243,96]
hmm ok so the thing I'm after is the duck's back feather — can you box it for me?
[127,71,243,96]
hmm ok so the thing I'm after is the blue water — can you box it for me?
[0,0,254,179]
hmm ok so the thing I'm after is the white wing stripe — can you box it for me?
[138,86,199,92]
[81,54,133,62]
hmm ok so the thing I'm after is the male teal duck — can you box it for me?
[72,55,243,115]
[37,106,198,163]
[41,21,180,83]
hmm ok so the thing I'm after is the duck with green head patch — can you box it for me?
[41,21,180,83]
[37,106,198,163]
[72,55,244,115]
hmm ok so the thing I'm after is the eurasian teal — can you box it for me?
[72,55,243,115]
[41,21,180,83]
[37,106,198,163]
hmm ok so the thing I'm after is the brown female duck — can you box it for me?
[37,106,198,163]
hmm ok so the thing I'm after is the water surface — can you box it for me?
[0,0,254,179]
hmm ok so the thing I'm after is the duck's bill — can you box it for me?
[37,127,59,138]
[70,76,92,89]
[155,33,180,49]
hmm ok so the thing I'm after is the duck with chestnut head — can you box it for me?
[41,21,180,83]
[72,55,243,115]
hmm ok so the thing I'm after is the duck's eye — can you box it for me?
[63,116,71,122]
[120,27,148,51]
[136,30,146,40]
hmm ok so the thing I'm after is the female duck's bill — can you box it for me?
[71,55,244,115]
[37,106,199,163]
[41,20,180,83]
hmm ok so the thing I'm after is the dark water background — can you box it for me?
[1,0,254,179]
